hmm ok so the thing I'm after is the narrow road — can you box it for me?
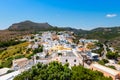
[102,44,107,59]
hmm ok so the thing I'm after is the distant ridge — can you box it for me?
[7,21,120,41]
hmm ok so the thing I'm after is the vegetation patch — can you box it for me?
[0,42,29,68]
[14,61,112,80]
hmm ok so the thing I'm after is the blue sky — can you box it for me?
[0,0,120,30]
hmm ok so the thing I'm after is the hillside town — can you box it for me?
[0,31,120,80]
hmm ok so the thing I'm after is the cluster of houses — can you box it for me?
[33,31,80,67]
[0,31,120,80]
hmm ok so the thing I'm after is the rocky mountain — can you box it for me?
[8,20,53,31]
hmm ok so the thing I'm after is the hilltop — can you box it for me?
[8,20,53,31]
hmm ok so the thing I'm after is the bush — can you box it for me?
[14,54,24,59]
[98,59,109,65]
[7,70,14,74]
[2,60,12,68]
[102,59,109,63]
[33,46,43,53]
[36,56,39,60]
[107,65,116,70]
[26,53,34,59]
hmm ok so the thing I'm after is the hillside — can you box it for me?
[76,27,120,39]
[89,27,120,40]
[0,30,31,42]
[0,42,29,68]
[77,27,120,51]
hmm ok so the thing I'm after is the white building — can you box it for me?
[0,70,21,80]
[0,68,10,76]
[57,51,80,67]
[79,39,98,43]
[87,52,99,61]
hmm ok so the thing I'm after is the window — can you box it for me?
[74,59,76,62]
[66,59,68,62]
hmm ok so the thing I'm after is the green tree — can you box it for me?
[106,51,118,59]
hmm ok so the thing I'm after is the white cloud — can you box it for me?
[106,14,117,18]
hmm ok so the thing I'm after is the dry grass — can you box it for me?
[0,30,31,42]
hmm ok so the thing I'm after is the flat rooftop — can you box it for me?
[0,68,10,76]
[13,58,28,62]
[62,51,76,57]
[0,71,20,80]
[91,63,120,76]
